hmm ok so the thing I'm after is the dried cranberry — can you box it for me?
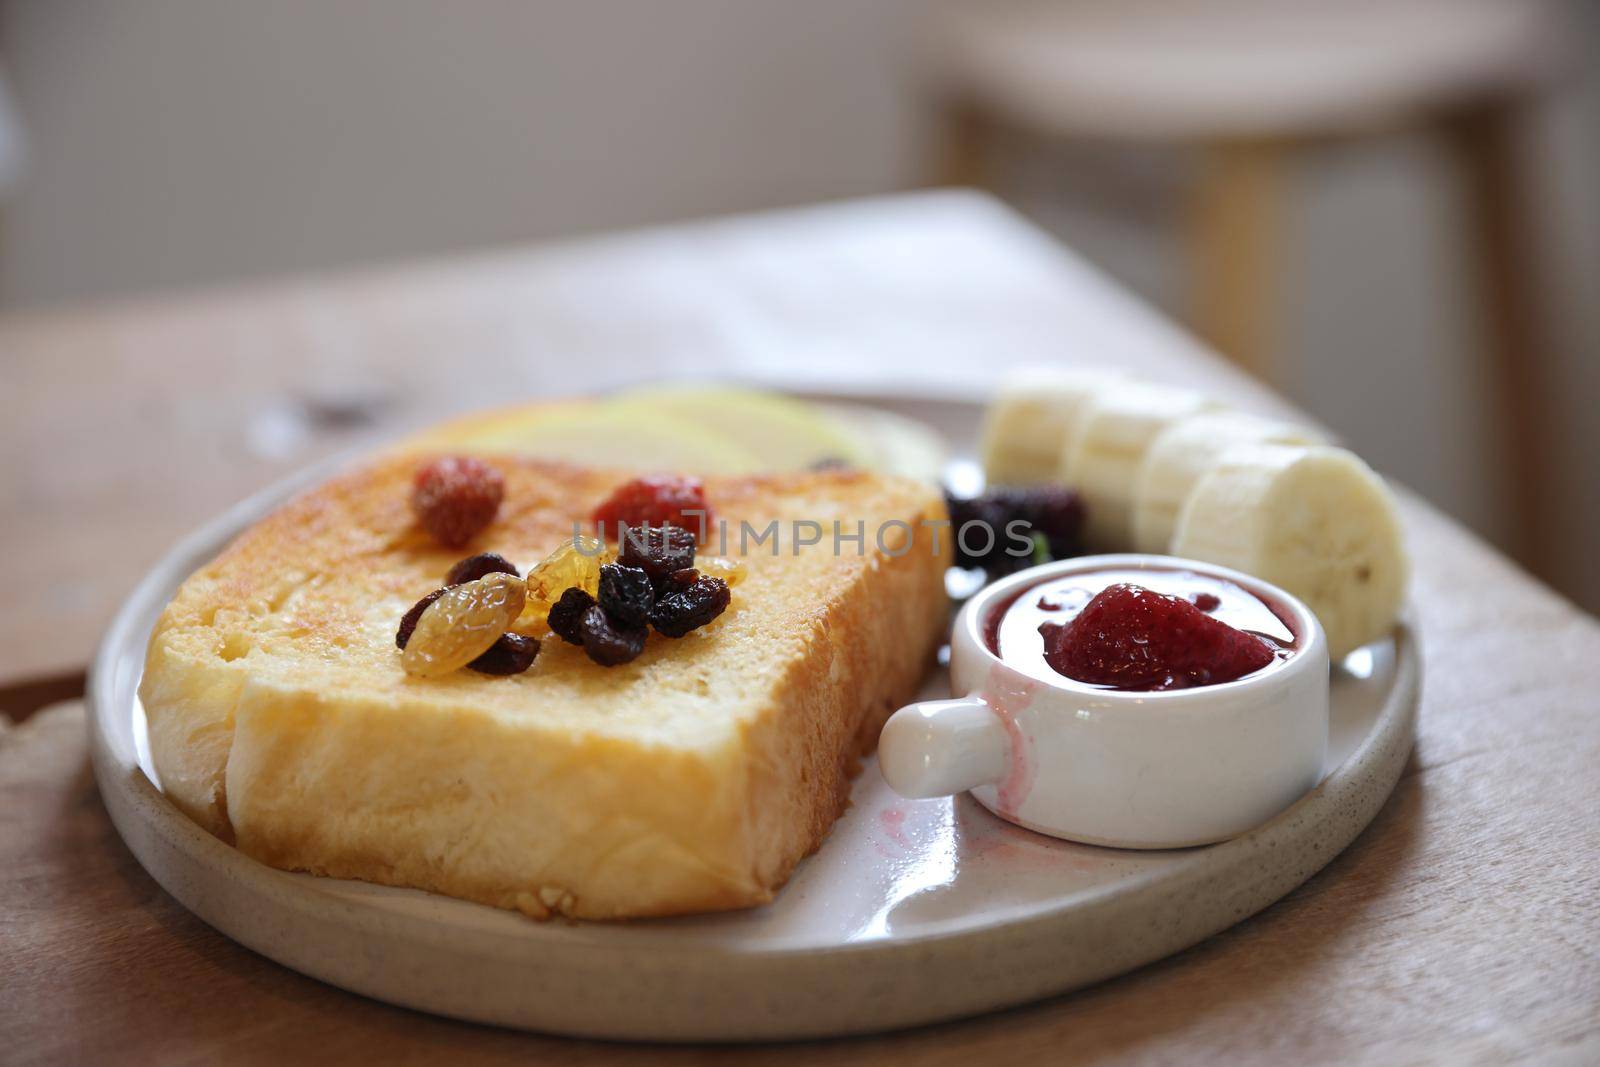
[546,587,597,646]
[651,575,730,638]
[1039,583,1273,690]
[445,551,518,586]
[598,563,655,628]
[396,588,448,649]
[466,632,539,675]
[618,524,697,586]
[592,476,710,537]
[578,605,648,666]
[411,457,505,548]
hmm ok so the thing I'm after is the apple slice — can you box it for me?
[817,404,948,483]
[396,401,761,474]
[610,386,870,472]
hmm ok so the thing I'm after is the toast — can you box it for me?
[139,455,950,919]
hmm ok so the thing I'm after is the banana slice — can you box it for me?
[1132,411,1325,553]
[979,366,1126,486]
[1172,443,1408,659]
[1060,381,1217,550]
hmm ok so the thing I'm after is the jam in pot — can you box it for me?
[985,566,1299,691]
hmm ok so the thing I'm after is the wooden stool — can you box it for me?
[924,0,1572,565]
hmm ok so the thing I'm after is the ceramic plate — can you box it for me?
[89,393,1419,1041]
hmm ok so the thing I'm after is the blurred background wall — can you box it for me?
[0,0,1595,611]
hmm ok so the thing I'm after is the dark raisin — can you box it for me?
[598,563,655,627]
[578,605,648,666]
[808,456,854,472]
[445,551,518,586]
[466,632,539,675]
[651,575,730,638]
[546,587,597,646]
[618,524,697,586]
[396,588,448,649]
[662,567,700,594]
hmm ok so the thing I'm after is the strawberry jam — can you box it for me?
[985,566,1297,691]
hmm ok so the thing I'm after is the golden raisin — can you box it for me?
[402,572,527,677]
[522,536,610,622]
[694,555,747,587]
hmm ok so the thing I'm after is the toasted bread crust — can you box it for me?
[141,454,949,919]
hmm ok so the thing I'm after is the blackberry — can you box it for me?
[445,551,518,586]
[546,587,597,646]
[945,491,1016,571]
[598,563,655,627]
[578,605,648,666]
[618,524,697,586]
[467,632,539,675]
[1019,486,1086,561]
[651,575,731,638]
[395,588,448,649]
[943,485,1086,573]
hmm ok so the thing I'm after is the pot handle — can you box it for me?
[878,696,1009,799]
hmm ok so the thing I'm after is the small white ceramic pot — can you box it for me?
[879,554,1330,849]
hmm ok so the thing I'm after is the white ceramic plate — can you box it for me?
[89,393,1419,1041]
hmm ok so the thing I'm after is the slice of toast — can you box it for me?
[139,455,950,919]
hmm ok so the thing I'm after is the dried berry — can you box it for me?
[396,587,448,649]
[411,457,505,548]
[662,567,700,594]
[445,551,518,586]
[400,572,526,677]
[618,524,697,586]
[598,563,655,627]
[592,476,710,537]
[651,575,731,638]
[466,632,540,676]
[524,535,608,615]
[546,586,597,646]
[578,605,648,666]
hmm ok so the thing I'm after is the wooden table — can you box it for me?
[2,192,1596,1064]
